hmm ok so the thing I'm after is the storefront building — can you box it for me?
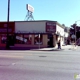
[0,22,15,48]
[0,20,65,49]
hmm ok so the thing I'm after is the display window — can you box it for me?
[34,34,43,45]
[15,34,32,44]
[1,34,7,44]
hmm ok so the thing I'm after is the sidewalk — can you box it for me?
[32,45,78,51]
[0,45,78,51]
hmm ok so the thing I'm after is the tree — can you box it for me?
[70,23,80,39]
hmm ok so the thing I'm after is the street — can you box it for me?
[0,48,80,80]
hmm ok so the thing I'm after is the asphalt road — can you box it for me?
[0,49,80,80]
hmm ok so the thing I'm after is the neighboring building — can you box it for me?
[62,24,70,45]
[64,27,70,45]
[0,20,65,49]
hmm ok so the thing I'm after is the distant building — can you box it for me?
[64,27,70,45]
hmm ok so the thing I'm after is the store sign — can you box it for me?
[46,22,56,32]
[27,4,34,12]
[0,28,12,32]
[0,22,15,33]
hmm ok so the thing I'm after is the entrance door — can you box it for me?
[48,34,53,47]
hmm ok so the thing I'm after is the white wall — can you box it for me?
[56,25,64,36]
[64,32,69,38]
[56,25,64,45]
[15,21,46,33]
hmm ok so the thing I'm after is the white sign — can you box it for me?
[27,4,34,12]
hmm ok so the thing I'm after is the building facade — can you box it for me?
[64,27,70,45]
[0,20,65,49]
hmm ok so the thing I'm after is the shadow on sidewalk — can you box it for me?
[31,49,64,51]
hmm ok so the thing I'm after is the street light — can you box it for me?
[6,0,10,49]
[75,20,80,46]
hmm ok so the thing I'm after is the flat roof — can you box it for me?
[0,20,65,28]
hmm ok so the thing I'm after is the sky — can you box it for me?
[0,0,80,27]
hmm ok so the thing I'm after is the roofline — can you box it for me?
[0,20,57,22]
[14,20,57,22]
[0,20,65,29]
[56,22,65,29]
[0,21,15,22]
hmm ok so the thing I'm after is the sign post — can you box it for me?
[39,34,40,49]
[24,4,34,21]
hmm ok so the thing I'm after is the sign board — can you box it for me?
[27,4,34,12]
[0,22,15,34]
[46,22,56,33]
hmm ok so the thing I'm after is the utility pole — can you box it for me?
[6,0,10,49]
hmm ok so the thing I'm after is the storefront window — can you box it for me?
[1,34,7,44]
[34,34,43,45]
[15,34,32,44]
[24,35,32,44]
[15,34,24,44]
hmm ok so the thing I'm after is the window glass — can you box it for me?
[1,34,7,44]
[24,35,32,44]
[15,34,24,44]
[34,34,43,45]
[15,34,32,44]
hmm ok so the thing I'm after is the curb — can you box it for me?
[31,49,64,51]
